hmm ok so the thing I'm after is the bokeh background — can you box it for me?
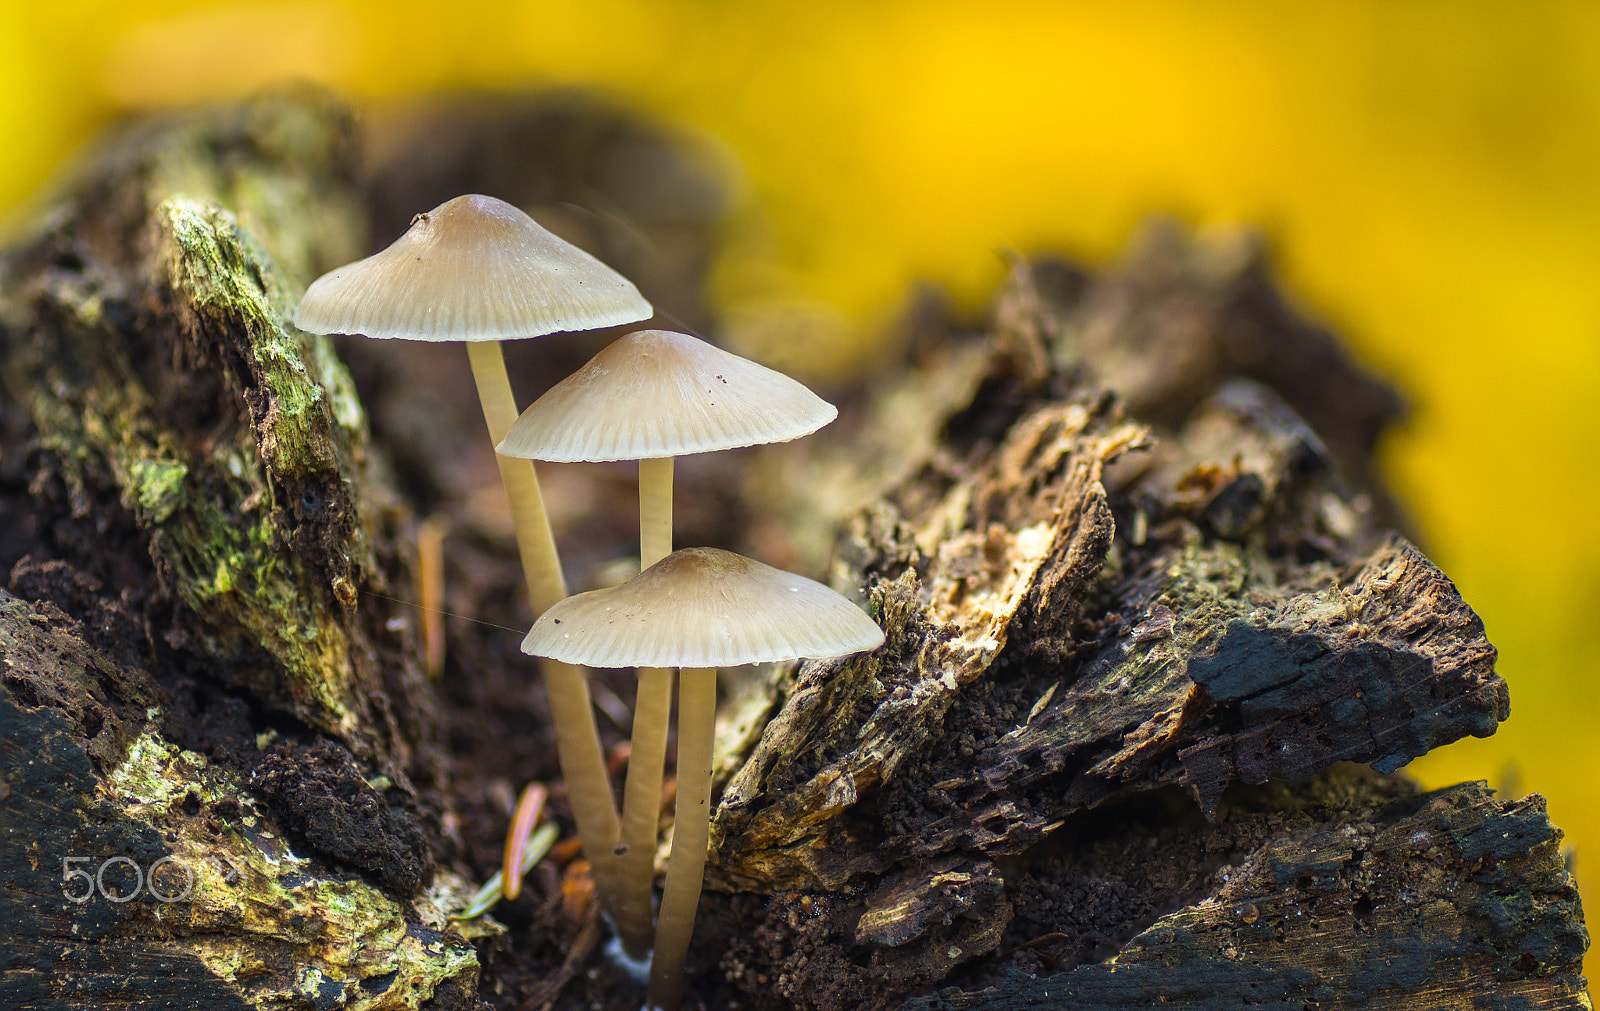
[4,0,1596,971]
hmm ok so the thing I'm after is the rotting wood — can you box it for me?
[0,589,481,1009]
[907,777,1587,1011]
[0,86,410,762]
[0,88,478,1010]
[702,253,1563,1007]
[711,264,1508,894]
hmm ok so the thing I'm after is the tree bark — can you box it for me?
[702,250,1579,1007]
[0,88,488,1010]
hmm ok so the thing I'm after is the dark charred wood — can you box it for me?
[0,589,479,1009]
[909,778,1586,1011]
[703,256,1569,1007]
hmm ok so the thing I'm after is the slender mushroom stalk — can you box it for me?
[617,663,672,957]
[543,658,626,914]
[499,329,838,959]
[647,666,715,1011]
[614,454,676,956]
[467,338,627,911]
[292,193,652,918]
[465,339,566,611]
[638,456,674,571]
[520,548,884,1011]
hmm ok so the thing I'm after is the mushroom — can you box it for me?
[293,194,652,909]
[497,329,836,955]
[498,328,836,567]
[294,193,651,611]
[522,547,884,1011]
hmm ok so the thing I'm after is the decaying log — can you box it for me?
[0,589,478,1009]
[0,89,487,1008]
[712,261,1508,888]
[702,252,1572,1007]
[1,88,405,758]
[909,775,1588,1009]
[0,88,1586,1011]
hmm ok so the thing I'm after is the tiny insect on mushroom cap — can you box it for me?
[292,193,650,341]
[496,329,836,462]
[522,547,885,669]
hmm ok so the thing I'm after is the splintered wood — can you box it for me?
[703,250,1548,1007]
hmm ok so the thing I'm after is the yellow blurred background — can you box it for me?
[4,0,1595,969]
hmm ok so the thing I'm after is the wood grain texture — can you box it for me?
[702,253,1552,1007]
[910,780,1587,1010]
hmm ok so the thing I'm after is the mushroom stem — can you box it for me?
[615,455,676,957]
[465,339,566,612]
[616,664,672,957]
[647,666,717,1011]
[543,658,626,909]
[638,456,674,571]
[467,339,624,913]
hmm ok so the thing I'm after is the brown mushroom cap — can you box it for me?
[522,547,884,668]
[496,329,836,461]
[293,194,651,341]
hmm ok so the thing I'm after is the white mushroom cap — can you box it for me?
[293,194,652,341]
[523,547,884,668]
[497,329,836,461]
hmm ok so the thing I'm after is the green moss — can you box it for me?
[20,195,372,739]
[163,197,346,481]
[128,457,189,523]
[30,370,195,530]
[154,496,359,736]
[106,724,480,1010]
[133,197,369,737]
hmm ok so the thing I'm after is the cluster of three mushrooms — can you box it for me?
[295,196,883,1011]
